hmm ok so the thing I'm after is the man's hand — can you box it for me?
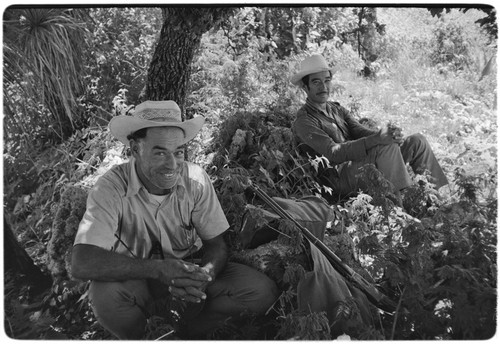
[387,121,404,144]
[155,258,212,303]
[162,234,227,304]
[167,263,216,303]
[377,122,404,146]
[378,125,395,145]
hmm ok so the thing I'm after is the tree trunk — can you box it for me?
[144,7,234,118]
[4,218,52,292]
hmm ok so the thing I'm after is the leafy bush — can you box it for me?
[82,7,162,116]
[431,20,473,70]
[336,164,497,339]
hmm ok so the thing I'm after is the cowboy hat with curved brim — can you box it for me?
[109,100,205,146]
[290,54,336,86]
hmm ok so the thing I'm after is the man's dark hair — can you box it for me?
[127,127,148,141]
[301,75,310,86]
[301,70,333,87]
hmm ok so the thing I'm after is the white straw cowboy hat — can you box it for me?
[291,54,335,86]
[109,100,205,146]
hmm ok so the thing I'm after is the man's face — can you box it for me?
[303,71,332,105]
[131,127,185,194]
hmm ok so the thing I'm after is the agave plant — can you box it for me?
[3,7,88,144]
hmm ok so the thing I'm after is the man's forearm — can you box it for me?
[363,132,383,150]
[200,235,228,278]
[72,243,212,292]
[71,244,159,282]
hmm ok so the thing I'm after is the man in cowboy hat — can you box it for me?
[71,100,279,339]
[291,54,448,200]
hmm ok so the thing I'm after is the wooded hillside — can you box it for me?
[3,5,497,340]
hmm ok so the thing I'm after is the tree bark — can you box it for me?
[144,7,234,118]
[4,218,52,292]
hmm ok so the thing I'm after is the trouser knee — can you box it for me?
[402,133,437,172]
[249,272,280,314]
[208,262,279,315]
[401,133,431,160]
[89,280,150,339]
[405,133,429,149]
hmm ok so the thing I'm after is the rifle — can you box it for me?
[249,183,397,313]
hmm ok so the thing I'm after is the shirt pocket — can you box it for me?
[170,221,198,253]
[168,188,200,255]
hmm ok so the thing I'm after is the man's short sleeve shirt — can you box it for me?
[74,159,229,259]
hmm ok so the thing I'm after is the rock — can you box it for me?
[229,129,248,160]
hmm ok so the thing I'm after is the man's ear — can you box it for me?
[129,140,139,156]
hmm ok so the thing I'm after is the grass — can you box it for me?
[327,55,497,198]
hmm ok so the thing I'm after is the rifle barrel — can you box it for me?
[250,184,397,312]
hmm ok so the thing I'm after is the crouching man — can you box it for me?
[71,100,279,339]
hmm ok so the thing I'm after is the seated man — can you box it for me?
[291,54,448,200]
[71,100,279,339]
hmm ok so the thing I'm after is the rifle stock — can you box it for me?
[250,184,397,313]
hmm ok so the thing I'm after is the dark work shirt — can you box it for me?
[292,99,378,165]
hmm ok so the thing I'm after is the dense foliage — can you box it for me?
[3,6,497,340]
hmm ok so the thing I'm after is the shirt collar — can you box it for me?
[305,98,331,117]
[126,157,186,198]
[126,157,143,197]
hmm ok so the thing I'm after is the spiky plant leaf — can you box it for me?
[3,8,88,139]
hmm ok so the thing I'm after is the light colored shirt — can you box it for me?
[74,158,229,259]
